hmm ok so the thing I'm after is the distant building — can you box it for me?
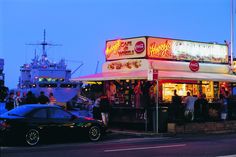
[0,58,4,86]
[0,58,8,102]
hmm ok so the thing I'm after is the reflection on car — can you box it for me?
[0,104,106,146]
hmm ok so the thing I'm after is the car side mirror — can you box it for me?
[70,115,77,121]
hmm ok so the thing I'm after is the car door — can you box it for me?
[29,108,51,137]
[48,107,74,140]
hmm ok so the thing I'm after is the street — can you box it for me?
[1,132,236,157]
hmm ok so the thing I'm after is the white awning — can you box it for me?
[71,70,147,81]
[71,70,236,82]
[159,71,236,82]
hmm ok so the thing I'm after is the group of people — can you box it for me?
[4,89,111,127]
[67,91,111,127]
[171,89,232,122]
[5,91,57,111]
[133,81,157,109]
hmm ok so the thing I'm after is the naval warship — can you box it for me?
[18,30,82,103]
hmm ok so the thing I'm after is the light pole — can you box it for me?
[230,0,234,69]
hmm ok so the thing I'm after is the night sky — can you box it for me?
[0,0,234,89]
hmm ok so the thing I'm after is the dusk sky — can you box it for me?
[0,0,234,89]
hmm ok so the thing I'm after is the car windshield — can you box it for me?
[2,106,35,117]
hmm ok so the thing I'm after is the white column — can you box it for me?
[155,80,159,133]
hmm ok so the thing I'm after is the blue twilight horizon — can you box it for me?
[0,0,234,89]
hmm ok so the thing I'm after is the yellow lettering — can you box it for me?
[148,41,171,58]
[106,40,122,57]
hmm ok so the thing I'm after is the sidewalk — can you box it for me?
[108,128,171,137]
[107,120,236,138]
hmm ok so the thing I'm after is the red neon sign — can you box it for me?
[105,38,146,61]
[147,38,172,58]
[105,40,122,58]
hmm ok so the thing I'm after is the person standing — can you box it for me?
[225,91,232,120]
[106,81,116,104]
[99,94,110,127]
[49,92,57,105]
[5,92,15,111]
[25,91,38,104]
[219,94,228,121]
[201,93,209,121]
[93,96,101,119]
[194,93,208,121]
[149,81,157,104]
[0,85,8,102]
[20,92,27,105]
[171,90,182,122]
[134,81,142,109]
[38,91,49,104]
[15,91,23,107]
[183,91,197,121]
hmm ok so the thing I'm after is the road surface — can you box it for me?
[1,133,236,157]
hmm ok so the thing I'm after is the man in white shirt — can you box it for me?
[183,92,197,121]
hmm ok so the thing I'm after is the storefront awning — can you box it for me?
[159,71,236,82]
[71,70,147,81]
[71,70,236,82]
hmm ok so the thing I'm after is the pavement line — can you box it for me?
[104,144,186,152]
[216,155,236,157]
[115,137,179,142]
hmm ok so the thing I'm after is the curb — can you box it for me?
[108,129,173,137]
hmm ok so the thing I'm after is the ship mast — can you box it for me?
[27,29,61,62]
[42,29,47,58]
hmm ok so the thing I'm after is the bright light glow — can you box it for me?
[148,38,228,63]
[85,81,102,85]
[105,38,146,61]
[149,41,171,58]
[105,40,122,56]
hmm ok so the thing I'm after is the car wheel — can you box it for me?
[88,126,101,142]
[25,129,40,146]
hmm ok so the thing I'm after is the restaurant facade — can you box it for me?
[72,36,236,133]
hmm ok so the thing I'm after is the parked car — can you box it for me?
[0,104,106,146]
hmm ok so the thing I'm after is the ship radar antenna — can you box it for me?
[34,49,37,58]
[26,29,62,62]
[95,61,99,74]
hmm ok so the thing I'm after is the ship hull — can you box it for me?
[20,87,79,103]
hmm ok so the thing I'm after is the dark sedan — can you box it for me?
[0,104,106,146]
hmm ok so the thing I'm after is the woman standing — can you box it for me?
[134,81,142,109]
[49,92,57,105]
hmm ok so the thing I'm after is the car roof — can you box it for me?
[21,104,61,109]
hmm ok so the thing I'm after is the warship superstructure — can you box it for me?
[18,30,81,103]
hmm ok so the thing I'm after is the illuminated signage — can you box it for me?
[147,38,228,63]
[105,40,122,57]
[105,37,228,63]
[134,41,145,53]
[107,60,142,70]
[189,60,199,72]
[148,39,172,59]
[105,37,146,61]
[233,61,236,73]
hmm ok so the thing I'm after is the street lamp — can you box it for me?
[230,0,235,70]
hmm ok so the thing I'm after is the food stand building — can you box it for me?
[72,36,236,132]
